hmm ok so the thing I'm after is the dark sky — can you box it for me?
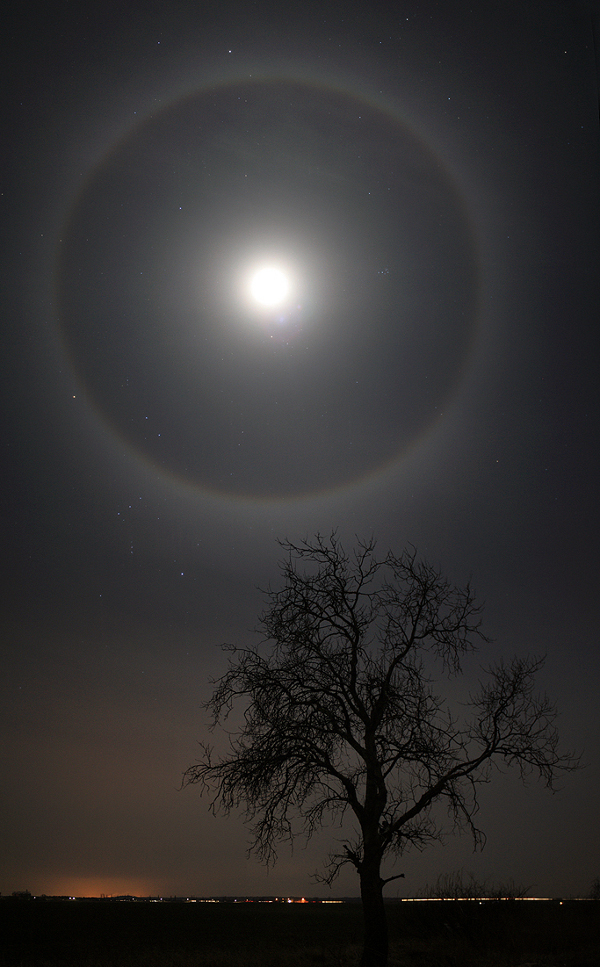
[2,0,599,899]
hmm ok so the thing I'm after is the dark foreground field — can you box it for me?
[1,898,599,967]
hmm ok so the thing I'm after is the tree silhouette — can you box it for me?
[183,534,578,967]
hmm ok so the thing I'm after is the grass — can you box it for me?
[1,898,598,966]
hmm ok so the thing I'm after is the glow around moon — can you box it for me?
[56,80,478,500]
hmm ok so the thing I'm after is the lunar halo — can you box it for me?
[55,75,480,504]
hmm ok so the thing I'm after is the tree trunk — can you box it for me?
[359,861,388,967]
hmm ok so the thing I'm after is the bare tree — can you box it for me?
[429,869,529,900]
[589,877,600,900]
[183,534,578,967]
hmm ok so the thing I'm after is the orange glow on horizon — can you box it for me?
[41,876,162,898]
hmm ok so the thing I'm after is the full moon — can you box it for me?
[249,266,290,306]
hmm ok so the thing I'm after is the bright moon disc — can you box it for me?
[250,266,289,306]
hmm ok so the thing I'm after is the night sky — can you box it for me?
[2,1,599,900]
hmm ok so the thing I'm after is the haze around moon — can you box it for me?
[56,80,478,499]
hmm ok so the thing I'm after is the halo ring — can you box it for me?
[55,76,481,503]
